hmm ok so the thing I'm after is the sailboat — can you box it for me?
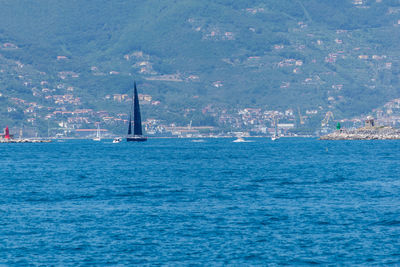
[271,117,279,141]
[127,81,147,142]
[93,123,101,141]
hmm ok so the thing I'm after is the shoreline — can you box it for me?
[50,135,315,140]
[0,135,316,142]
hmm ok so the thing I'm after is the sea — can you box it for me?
[1,138,400,265]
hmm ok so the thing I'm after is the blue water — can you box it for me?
[1,138,400,265]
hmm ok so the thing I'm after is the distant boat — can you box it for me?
[233,137,246,142]
[113,137,122,143]
[127,81,147,142]
[191,139,205,143]
[271,135,278,141]
[271,117,280,141]
[93,124,101,141]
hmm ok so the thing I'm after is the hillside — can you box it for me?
[0,0,400,135]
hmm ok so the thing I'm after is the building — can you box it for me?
[365,117,375,128]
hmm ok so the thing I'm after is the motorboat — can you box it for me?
[113,137,122,143]
[233,137,246,142]
[191,139,205,142]
[271,134,279,141]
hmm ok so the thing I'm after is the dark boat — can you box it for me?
[127,82,147,142]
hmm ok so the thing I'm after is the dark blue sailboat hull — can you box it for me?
[126,135,147,142]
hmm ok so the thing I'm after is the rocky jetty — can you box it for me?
[320,126,400,140]
[0,139,52,143]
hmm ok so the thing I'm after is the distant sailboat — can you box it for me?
[93,123,101,141]
[127,81,147,142]
[271,117,280,141]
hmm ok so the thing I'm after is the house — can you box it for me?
[277,123,295,130]
[306,110,318,115]
[113,94,123,102]
[332,84,343,90]
[285,109,294,116]
[187,75,200,81]
[224,32,234,40]
[212,81,223,88]
[74,109,93,115]
[280,82,290,88]
[278,59,296,67]
[139,94,152,102]
[57,56,68,60]
[3,43,18,49]
[245,8,264,14]
[365,117,375,128]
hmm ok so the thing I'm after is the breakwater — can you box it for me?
[0,139,51,143]
[320,126,400,140]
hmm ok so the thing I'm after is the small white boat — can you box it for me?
[271,135,279,141]
[233,137,246,142]
[113,137,122,143]
[191,139,205,143]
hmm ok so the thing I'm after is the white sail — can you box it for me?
[93,124,101,141]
